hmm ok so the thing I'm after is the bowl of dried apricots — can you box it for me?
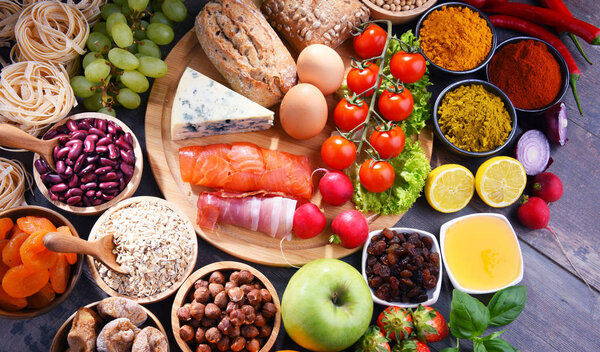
[0,205,83,319]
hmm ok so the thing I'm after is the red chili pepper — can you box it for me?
[459,0,487,9]
[486,0,508,6]
[540,0,593,64]
[484,3,600,45]
[489,15,584,116]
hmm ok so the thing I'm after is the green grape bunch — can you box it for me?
[71,0,187,116]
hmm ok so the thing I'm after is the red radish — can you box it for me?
[533,172,564,202]
[293,203,326,239]
[314,168,354,206]
[514,129,551,176]
[330,210,369,248]
[543,102,568,146]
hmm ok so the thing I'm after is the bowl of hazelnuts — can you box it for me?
[171,261,281,352]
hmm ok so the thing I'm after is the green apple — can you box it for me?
[282,258,373,352]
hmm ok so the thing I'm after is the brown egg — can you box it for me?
[280,83,328,140]
[297,44,345,95]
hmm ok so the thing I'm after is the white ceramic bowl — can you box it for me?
[439,213,524,295]
[361,227,443,308]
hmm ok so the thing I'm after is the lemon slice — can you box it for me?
[425,164,475,213]
[475,156,527,208]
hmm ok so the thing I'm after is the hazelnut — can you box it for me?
[179,324,194,342]
[250,281,262,290]
[230,336,246,352]
[240,284,253,295]
[254,313,266,327]
[214,291,228,309]
[241,324,259,339]
[190,301,205,320]
[205,303,221,320]
[246,338,260,352]
[217,336,230,351]
[259,288,272,302]
[200,317,215,328]
[229,324,241,337]
[195,344,211,352]
[226,301,238,314]
[230,308,245,326]
[238,270,254,284]
[209,271,226,284]
[186,289,195,303]
[205,327,222,344]
[229,271,241,284]
[262,302,276,320]
[194,279,209,289]
[189,319,201,329]
[259,324,272,338]
[247,289,262,306]
[209,282,225,297]
[177,305,192,321]
[218,317,235,335]
[224,281,237,293]
[228,286,244,303]
[195,327,206,344]
[241,305,256,324]
[194,286,210,304]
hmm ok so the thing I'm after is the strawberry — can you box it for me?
[355,325,391,352]
[412,305,449,343]
[392,338,431,352]
[377,306,414,342]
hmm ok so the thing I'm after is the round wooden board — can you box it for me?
[145,30,433,266]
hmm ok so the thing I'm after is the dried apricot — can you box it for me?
[0,286,27,311]
[0,218,13,240]
[20,231,58,270]
[26,282,56,309]
[2,265,49,298]
[49,254,70,294]
[9,225,27,239]
[16,216,56,235]
[2,232,29,267]
[56,226,77,265]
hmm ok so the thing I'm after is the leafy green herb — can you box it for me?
[487,286,527,327]
[474,337,519,352]
[440,348,460,352]
[449,290,490,339]
[480,331,506,341]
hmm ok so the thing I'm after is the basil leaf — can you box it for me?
[487,286,527,327]
[440,348,459,352]
[481,330,506,341]
[473,339,487,352]
[450,289,490,339]
[482,338,519,352]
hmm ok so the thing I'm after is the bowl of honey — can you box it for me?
[440,213,523,294]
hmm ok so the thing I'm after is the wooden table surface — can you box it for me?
[1,0,599,351]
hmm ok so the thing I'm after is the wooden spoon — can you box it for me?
[43,232,127,274]
[0,123,58,170]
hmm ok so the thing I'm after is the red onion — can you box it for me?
[543,102,568,146]
[514,129,551,176]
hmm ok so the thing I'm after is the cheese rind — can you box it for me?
[170,67,274,140]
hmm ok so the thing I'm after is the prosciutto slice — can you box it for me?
[197,192,296,240]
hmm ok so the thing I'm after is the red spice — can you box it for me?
[489,40,561,110]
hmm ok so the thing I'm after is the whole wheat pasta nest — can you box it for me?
[0,1,22,47]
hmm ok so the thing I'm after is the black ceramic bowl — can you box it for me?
[486,36,570,115]
[415,2,497,75]
[433,79,518,157]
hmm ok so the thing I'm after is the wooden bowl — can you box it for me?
[33,112,143,216]
[171,261,282,352]
[361,0,438,25]
[49,300,169,352]
[87,196,198,304]
[0,205,83,319]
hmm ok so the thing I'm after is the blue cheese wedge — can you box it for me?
[170,67,274,140]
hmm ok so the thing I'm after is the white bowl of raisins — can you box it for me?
[362,227,443,308]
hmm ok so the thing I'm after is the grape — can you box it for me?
[112,0,126,5]
[106,12,127,33]
[108,48,140,70]
[92,21,109,36]
[112,22,134,48]
[135,53,146,59]
[71,76,95,98]
[98,106,117,117]
[121,70,149,93]
[150,11,172,27]
[137,56,167,78]
[133,21,148,40]
[83,92,104,111]
[87,32,111,52]
[146,23,174,45]
[128,0,150,11]
[137,39,161,58]
[121,3,133,16]
[161,0,187,22]
[85,59,111,83]
[127,42,138,54]
[101,3,121,20]
[116,88,141,109]
[151,0,164,12]
[83,52,103,69]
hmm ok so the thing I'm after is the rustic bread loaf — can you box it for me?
[195,0,297,108]
[261,0,371,52]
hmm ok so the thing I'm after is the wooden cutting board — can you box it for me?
[144,30,433,266]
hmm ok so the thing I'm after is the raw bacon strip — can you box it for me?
[196,192,297,239]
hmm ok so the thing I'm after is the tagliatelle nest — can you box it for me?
[0,1,21,47]
[22,0,107,25]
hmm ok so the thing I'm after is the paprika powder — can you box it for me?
[488,39,562,110]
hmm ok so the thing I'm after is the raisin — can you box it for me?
[372,262,383,276]
[422,269,431,281]
[430,252,440,266]
[401,278,415,288]
[407,286,420,298]
[387,243,400,254]
[424,276,436,289]
[397,232,406,243]
[421,236,433,250]
[409,233,421,244]
[373,241,387,255]
[390,236,400,244]
[389,276,400,290]
[414,255,424,268]
[386,253,397,266]
[406,264,417,271]
[367,255,377,267]
[422,248,429,257]
[382,228,395,240]
[379,265,391,278]
[400,270,413,278]
[413,271,423,285]
[369,276,383,288]
[372,234,383,242]
[416,294,428,303]
[376,283,392,301]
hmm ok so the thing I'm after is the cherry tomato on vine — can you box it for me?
[359,160,395,193]
[353,24,387,59]
[347,63,379,97]
[378,88,414,121]
[390,51,427,84]
[321,136,357,170]
[369,125,406,159]
[334,98,369,132]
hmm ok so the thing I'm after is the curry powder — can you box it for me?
[420,6,493,71]
[438,85,512,152]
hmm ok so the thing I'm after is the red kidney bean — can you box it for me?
[56,160,66,175]
[88,127,105,137]
[66,188,83,198]
[115,137,130,151]
[35,159,48,174]
[81,173,97,183]
[65,139,80,147]
[65,158,74,167]
[103,188,120,196]
[119,149,132,165]
[108,144,118,159]
[56,125,69,134]
[78,164,95,177]
[81,182,97,191]
[43,173,63,184]
[43,129,58,140]
[66,119,78,132]
[96,145,108,153]
[48,190,59,201]
[99,158,117,167]
[67,196,82,205]
[70,130,87,141]
[86,155,99,165]
[95,190,103,198]
[50,183,68,193]
[120,163,134,177]
[95,118,107,132]
[68,142,83,160]
[95,166,112,175]
[68,175,79,188]
[82,196,91,207]
[78,121,92,130]
[57,147,70,159]
[84,139,95,153]
[99,172,118,181]
[96,136,112,147]
[99,181,119,189]
[74,154,85,173]
[64,166,73,177]
[91,198,103,206]
[86,134,99,142]
[101,194,115,201]
[85,190,95,198]
[124,132,133,146]
[107,121,121,134]
[57,135,70,144]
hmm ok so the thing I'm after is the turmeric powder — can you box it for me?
[420,6,493,71]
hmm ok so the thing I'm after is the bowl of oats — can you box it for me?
[87,196,198,304]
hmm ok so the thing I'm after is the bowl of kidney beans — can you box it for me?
[33,112,143,215]
[361,227,443,308]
